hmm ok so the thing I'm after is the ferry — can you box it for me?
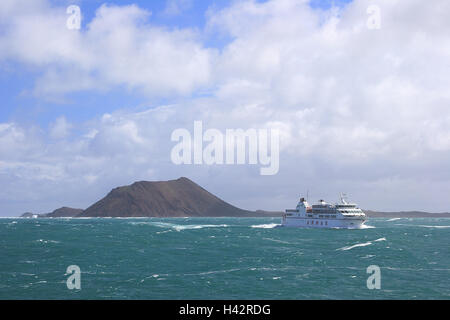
[282,194,366,228]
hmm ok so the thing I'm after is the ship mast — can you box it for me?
[340,192,348,204]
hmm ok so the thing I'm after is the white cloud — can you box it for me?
[0,2,215,98]
[50,116,72,139]
[164,0,193,16]
[1,0,450,214]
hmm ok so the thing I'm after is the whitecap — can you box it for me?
[36,239,60,244]
[131,221,229,231]
[387,218,401,221]
[359,224,375,229]
[334,224,375,229]
[133,221,281,230]
[192,268,241,276]
[417,225,450,229]
[140,274,161,283]
[262,237,290,244]
[251,223,280,229]
[395,224,450,229]
[172,224,228,231]
[337,237,386,251]
[155,230,172,234]
[337,241,373,251]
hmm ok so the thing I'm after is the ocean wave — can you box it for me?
[336,237,386,251]
[140,274,161,283]
[129,221,229,231]
[186,268,242,276]
[337,241,373,251]
[395,224,450,229]
[417,225,450,229]
[35,239,60,244]
[172,224,228,231]
[387,218,401,221]
[156,230,172,234]
[250,223,280,229]
[359,224,375,229]
[262,237,290,244]
[331,224,375,229]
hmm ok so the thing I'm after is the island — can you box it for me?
[20,177,450,218]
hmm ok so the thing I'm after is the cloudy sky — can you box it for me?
[0,0,449,216]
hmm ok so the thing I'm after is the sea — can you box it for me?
[0,217,449,299]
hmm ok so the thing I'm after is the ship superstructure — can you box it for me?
[282,194,366,228]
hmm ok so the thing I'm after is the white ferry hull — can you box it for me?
[281,217,366,229]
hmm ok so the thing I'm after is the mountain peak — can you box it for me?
[78,177,264,218]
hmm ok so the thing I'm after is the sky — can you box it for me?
[0,0,449,216]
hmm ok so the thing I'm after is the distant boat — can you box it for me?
[282,194,366,228]
[31,214,39,219]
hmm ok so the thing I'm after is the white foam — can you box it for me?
[417,225,450,229]
[334,224,375,229]
[395,223,450,229]
[337,237,385,251]
[250,223,280,229]
[129,221,229,231]
[337,241,373,251]
[172,224,228,231]
[262,237,290,244]
[387,218,401,221]
[359,224,375,229]
[36,239,60,244]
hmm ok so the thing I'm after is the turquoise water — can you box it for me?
[0,217,449,299]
